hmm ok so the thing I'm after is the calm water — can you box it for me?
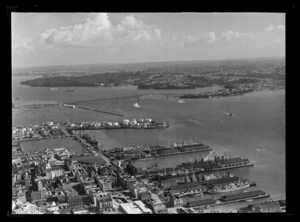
[12,76,285,200]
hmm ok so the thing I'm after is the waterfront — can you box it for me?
[12,76,285,201]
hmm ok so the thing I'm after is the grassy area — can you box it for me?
[19,137,84,154]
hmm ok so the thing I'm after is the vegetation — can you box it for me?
[20,58,285,90]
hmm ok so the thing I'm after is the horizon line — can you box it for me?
[12,55,285,70]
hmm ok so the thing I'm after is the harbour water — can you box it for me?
[12,76,285,200]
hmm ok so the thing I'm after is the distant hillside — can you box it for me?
[19,57,285,90]
[12,57,285,77]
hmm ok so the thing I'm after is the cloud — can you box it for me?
[271,39,282,43]
[205,32,217,44]
[264,24,285,33]
[15,13,162,51]
[184,32,217,47]
[222,30,255,41]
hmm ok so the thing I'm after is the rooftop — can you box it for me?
[221,190,267,202]
[120,202,143,214]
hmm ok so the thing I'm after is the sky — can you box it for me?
[12,13,285,68]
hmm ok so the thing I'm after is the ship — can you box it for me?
[155,155,254,180]
[207,181,252,194]
[133,103,140,108]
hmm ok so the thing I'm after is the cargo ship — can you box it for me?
[153,155,254,180]
[207,181,252,194]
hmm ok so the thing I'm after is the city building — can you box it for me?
[31,191,46,203]
[238,201,282,213]
[97,178,112,192]
[119,202,143,214]
[66,193,82,208]
[72,205,89,214]
[149,193,166,213]
[95,194,113,210]
[133,200,152,214]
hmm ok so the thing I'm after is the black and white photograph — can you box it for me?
[10,8,290,215]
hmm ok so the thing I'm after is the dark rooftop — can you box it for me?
[187,198,216,207]
[169,182,202,191]
[221,190,267,202]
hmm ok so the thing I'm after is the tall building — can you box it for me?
[96,194,113,211]
[24,176,31,190]
[96,178,112,192]
[38,181,44,191]
[192,172,197,182]
[185,173,190,183]
[66,193,82,208]
[31,191,46,203]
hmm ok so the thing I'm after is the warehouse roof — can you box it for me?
[221,190,267,202]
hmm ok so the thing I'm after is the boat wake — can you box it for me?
[218,110,233,117]
[187,119,204,126]
[256,148,267,152]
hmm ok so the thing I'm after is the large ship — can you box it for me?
[152,154,254,180]
[207,181,252,194]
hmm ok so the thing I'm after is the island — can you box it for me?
[19,58,285,92]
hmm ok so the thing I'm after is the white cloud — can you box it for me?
[222,30,255,41]
[15,13,162,51]
[270,39,283,44]
[205,32,217,44]
[264,24,285,33]
[185,32,217,47]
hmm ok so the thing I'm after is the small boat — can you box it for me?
[178,100,185,103]
[133,103,140,108]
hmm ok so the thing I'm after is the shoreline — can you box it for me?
[12,88,285,107]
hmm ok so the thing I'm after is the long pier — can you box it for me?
[94,109,124,117]
[76,106,124,117]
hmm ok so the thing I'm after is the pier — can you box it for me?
[94,109,124,117]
